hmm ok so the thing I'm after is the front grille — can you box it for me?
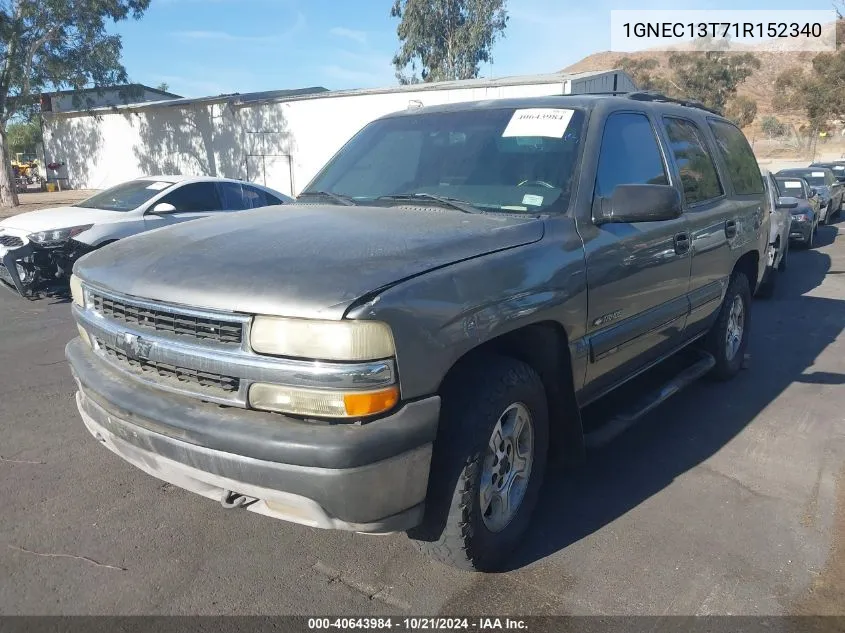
[96,337,240,395]
[0,235,23,248]
[90,291,243,345]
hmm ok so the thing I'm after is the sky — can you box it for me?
[115,0,841,98]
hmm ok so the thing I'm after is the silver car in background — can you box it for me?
[758,171,793,298]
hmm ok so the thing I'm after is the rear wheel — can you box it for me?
[409,356,549,571]
[702,272,751,381]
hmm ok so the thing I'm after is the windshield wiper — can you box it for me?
[297,190,357,206]
[376,192,481,214]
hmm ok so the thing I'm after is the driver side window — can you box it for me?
[595,112,668,198]
[157,183,223,212]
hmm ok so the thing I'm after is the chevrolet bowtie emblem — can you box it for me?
[119,332,153,361]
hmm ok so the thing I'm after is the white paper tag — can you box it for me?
[502,109,574,138]
[811,171,825,177]
[783,181,802,189]
[522,194,544,206]
[834,166,845,170]
[146,181,171,191]
[501,205,528,211]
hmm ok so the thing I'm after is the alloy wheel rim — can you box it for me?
[479,402,534,533]
[725,294,745,362]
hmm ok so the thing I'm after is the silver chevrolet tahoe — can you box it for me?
[67,94,769,571]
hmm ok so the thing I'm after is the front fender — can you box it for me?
[345,220,588,400]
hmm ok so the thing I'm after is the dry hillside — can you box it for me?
[563,49,815,130]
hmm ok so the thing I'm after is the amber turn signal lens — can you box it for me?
[343,386,399,417]
[249,384,399,418]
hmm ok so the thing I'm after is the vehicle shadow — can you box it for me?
[506,246,840,571]
[814,223,839,248]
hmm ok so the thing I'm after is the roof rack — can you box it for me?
[623,91,723,116]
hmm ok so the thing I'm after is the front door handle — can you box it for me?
[725,219,737,239]
[674,232,690,255]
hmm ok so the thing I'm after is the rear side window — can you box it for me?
[595,112,668,198]
[663,117,723,204]
[242,185,273,207]
[708,120,763,195]
[217,182,249,210]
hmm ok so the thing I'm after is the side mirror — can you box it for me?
[594,184,682,225]
[150,202,177,214]
[810,188,818,197]
[775,196,799,210]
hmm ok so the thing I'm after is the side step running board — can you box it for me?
[584,351,716,449]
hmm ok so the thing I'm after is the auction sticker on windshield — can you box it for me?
[812,171,825,177]
[502,108,575,138]
[783,181,802,188]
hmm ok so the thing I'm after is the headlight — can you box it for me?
[250,316,395,361]
[793,214,809,223]
[28,224,93,245]
[70,274,85,307]
[249,384,399,418]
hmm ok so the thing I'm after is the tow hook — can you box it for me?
[220,489,257,509]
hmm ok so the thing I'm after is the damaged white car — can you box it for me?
[0,175,291,297]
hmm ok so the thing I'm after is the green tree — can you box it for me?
[390,0,508,84]
[724,95,757,129]
[156,81,169,92]
[6,119,41,154]
[775,50,845,135]
[667,51,760,113]
[760,115,787,138]
[0,0,151,206]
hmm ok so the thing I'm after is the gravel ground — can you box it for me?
[0,190,97,221]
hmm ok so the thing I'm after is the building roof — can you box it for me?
[44,70,629,116]
[44,83,183,99]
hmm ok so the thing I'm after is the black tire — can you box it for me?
[408,356,549,572]
[778,239,789,272]
[702,272,751,381]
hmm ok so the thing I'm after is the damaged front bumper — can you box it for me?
[0,236,37,296]
[0,230,92,297]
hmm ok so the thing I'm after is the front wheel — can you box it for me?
[702,273,751,381]
[409,356,549,571]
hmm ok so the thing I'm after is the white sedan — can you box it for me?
[0,175,292,296]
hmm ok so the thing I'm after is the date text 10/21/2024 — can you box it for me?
[307,618,529,631]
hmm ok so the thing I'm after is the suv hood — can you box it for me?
[0,206,129,233]
[74,203,545,319]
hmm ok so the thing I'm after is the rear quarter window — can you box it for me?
[708,119,763,196]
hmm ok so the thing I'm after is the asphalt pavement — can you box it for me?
[1,218,844,616]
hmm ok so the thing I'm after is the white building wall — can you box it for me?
[43,72,627,195]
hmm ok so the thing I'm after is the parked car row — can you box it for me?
[753,163,842,299]
[0,93,806,571]
[0,176,292,296]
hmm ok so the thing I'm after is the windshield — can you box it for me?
[302,107,586,214]
[775,179,808,199]
[76,180,177,211]
[781,171,825,187]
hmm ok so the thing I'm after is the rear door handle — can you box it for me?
[674,232,690,255]
[725,220,737,239]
